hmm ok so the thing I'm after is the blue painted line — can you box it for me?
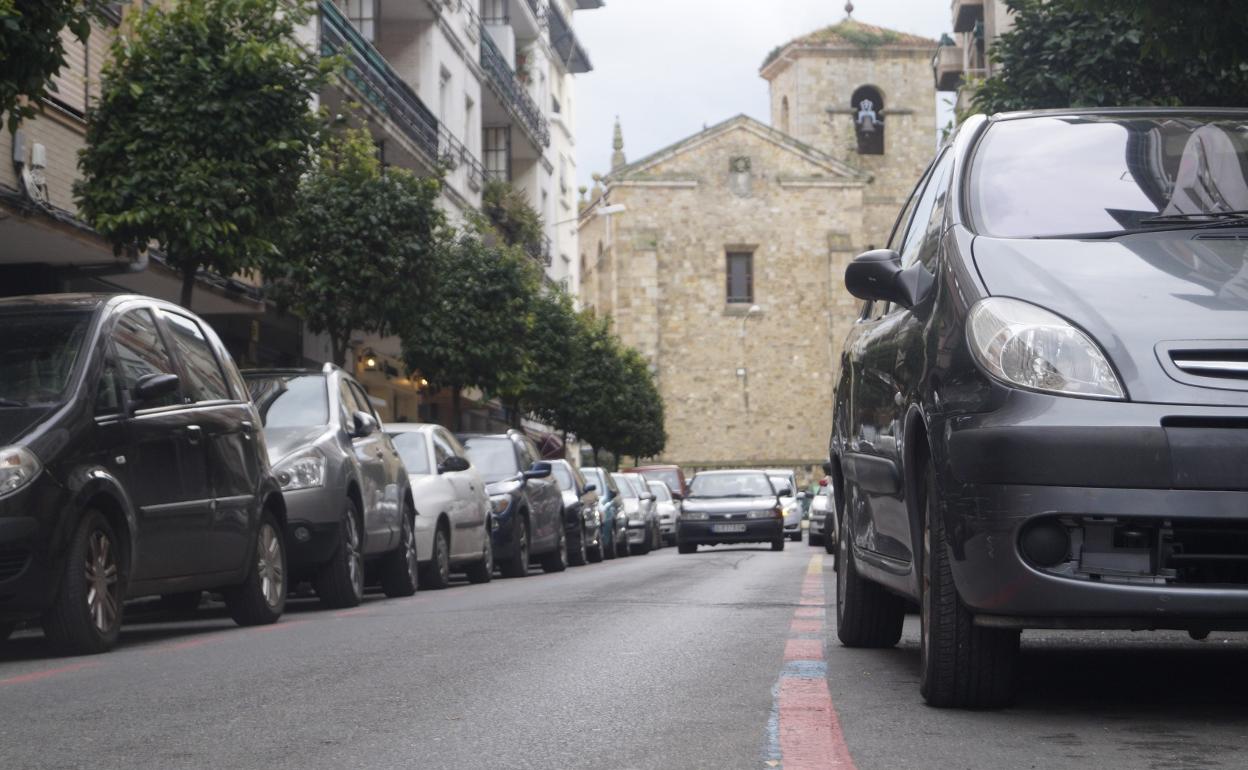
[782,659,828,679]
[762,679,783,767]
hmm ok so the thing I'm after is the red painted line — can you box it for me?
[784,638,823,661]
[798,595,823,606]
[252,618,310,634]
[790,618,823,634]
[778,676,858,770]
[0,661,98,687]
[334,607,374,618]
[794,607,824,619]
[153,635,226,653]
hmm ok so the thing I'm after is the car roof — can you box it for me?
[988,106,1248,123]
[628,464,680,471]
[0,292,199,315]
[694,469,769,477]
[385,422,439,434]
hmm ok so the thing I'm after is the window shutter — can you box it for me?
[48,28,89,116]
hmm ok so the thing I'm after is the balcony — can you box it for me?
[480,28,551,148]
[320,0,439,163]
[952,0,984,33]
[933,43,965,91]
[546,2,593,74]
[437,122,487,193]
[526,233,552,266]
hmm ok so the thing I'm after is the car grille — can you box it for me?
[1170,349,1248,380]
[0,548,30,582]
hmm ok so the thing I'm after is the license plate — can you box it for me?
[712,523,747,533]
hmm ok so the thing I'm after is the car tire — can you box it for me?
[808,533,823,547]
[919,465,1019,709]
[632,531,651,556]
[771,538,785,551]
[568,525,588,567]
[380,506,419,598]
[315,500,365,609]
[790,532,802,542]
[159,591,203,616]
[678,542,697,555]
[464,529,494,584]
[500,516,530,579]
[835,498,904,648]
[603,533,617,560]
[587,529,605,563]
[421,527,452,590]
[542,527,568,573]
[224,511,286,627]
[0,621,15,642]
[824,530,837,556]
[43,510,125,655]
[616,531,631,558]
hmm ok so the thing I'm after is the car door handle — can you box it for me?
[184,425,203,444]
[240,420,254,433]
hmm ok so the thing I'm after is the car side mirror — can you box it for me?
[522,461,552,481]
[132,372,179,404]
[351,410,378,438]
[777,486,794,497]
[844,248,933,309]
[584,483,597,493]
[438,455,470,474]
[797,491,810,500]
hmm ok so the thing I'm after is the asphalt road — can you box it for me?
[2,542,1247,769]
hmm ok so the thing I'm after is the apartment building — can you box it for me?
[932,0,1014,112]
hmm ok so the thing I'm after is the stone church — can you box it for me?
[577,18,937,478]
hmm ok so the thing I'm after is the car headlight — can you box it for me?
[682,511,708,520]
[490,495,512,514]
[273,449,326,491]
[967,297,1124,400]
[0,446,41,497]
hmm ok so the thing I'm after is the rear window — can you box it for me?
[389,432,431,475]
[688,473,775,499]
[640,469,681,493]
[612,474,639,499]
[971,114,1248,238]
[462,437,520,484]
[551,463,576,491]
[246,374,328,427]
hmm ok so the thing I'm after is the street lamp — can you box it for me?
[738,304,762,413]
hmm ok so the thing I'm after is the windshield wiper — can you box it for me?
[1139,210,1248,226]
[0,398,28,407]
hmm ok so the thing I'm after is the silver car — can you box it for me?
[647,480,680,546]
[613,473,661,555]
[386,423,493,589]
[764,469,802,541]
[244,365,419,608]
[808,482,836,551]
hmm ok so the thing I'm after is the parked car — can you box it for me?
[385,423,492,588]
[832,107,1248,709]
[549,460,603,565]
[763,469,802,541]
[459,431,565,577]
[612,473,661,554]
[582,467,628,559]
[807,480,835,550]
[647,481,681,546]
[243,366,418,608]
[0,294,287,654]
[624,464,688,499]
[677,470,784,553]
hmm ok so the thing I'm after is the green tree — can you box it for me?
[263,128,444,366]
[401,226,540,430]
[519,288,580,430]
[972,0,1248,115]
[0,0,110,132]
[76,0,330,309]
[561,311,626,463]
[482,179,544,254]
[609,347,666,461]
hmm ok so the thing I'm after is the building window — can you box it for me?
[726,251,753,303]
[482,0,509,24]
[483,126,510,181]
[345,0,376,42]
[780,96,790,134]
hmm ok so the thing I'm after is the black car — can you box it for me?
[831,108,1248,708]
[0,294,287,654]
[458,431,565,577]
[677,470,785,553]
[549,459,603,565]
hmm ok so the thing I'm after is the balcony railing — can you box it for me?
[932,43,964,91]
[320,0,440,163]
[437,123,487,193]
[524,0,545,22]
[525,233,552,266]
[479,27,551,148]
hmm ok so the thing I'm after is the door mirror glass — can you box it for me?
[438,455,471,474]
[522,460,552,480]
[583,483,596,493]
[133,372,180,404]
[776,485,794,497]
[351,410,378,438]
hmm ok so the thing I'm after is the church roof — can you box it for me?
[761,19,938,74]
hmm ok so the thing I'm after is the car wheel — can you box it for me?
[678,542,697,555]
[421,527,452,590]
[771,538,785,551]
[43,510,124,655]
[465,528,494,584]
[159,591,203,616]
[1189,629,1210,641]
[808,533,823,547]
[616,529,631,558]
[380,506,419,598]
[632,530,650,556]
[500,517,529,579]
[790,532,802,542]
[919,464,1019,708]
[542,527,568,573]
[835,495,904,648]
[224,511,286,627]
[314,500,365,608]
[603,530,617,560]
[568,525,588,567]
[587,528,605,563]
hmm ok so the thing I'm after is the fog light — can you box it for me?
[1020,520,1070,567]
[294,526,311,543]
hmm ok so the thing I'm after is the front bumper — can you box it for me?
[282,486,347,571]
[678,519,782,545]
[0,476,73,618]
[626,522,651,544]
[942,393,1248,628]
[808,515,827,537]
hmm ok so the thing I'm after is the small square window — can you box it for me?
[726,251,753,303]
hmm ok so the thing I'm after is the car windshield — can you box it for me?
[688,473,775,499]
[768,475,794,494]
[245,374,328,427]
[0,310,91,406]
[971,114,1248,238]
[462,437,519,483]
[612,474,639,499]
[640,469,680,493]
[648,482,671,502]
[551,462,576,491]
[389,432,431,475]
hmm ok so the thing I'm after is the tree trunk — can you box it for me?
[178,263,198,309]
[451,387,463,432]
[592,445,599,466]
[330,333,348,370]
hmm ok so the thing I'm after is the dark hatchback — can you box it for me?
[677,470,785,553]
[831,108,1248,708]
[0,294,286,654]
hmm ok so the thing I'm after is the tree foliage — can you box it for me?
[482,179,544,253]
[263,128,444,365]
[972,0,1248,115]
[0,0,110,131]
[75,0,330,308]
[520,288,581,429]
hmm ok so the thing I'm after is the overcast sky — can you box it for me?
[572,0,953,188]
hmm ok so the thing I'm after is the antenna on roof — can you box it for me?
[845,1,854,19]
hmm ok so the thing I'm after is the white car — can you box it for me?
[764,469,802,541]
[647,480,681,546]
[808,482,835,550]
[386,423,493,589]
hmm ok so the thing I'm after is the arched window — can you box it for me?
[850,85,885,155]
[780,96,790,134]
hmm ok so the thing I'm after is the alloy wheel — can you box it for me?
[258,523,285,609]
[85,529,120,634]
[403,514,419,587]
[437,531,451,584]
[482,531,494,574]
[345,514,363,599]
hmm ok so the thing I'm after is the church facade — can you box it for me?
[578,19,937,478]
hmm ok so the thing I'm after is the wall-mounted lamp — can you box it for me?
[362,349,379,371]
